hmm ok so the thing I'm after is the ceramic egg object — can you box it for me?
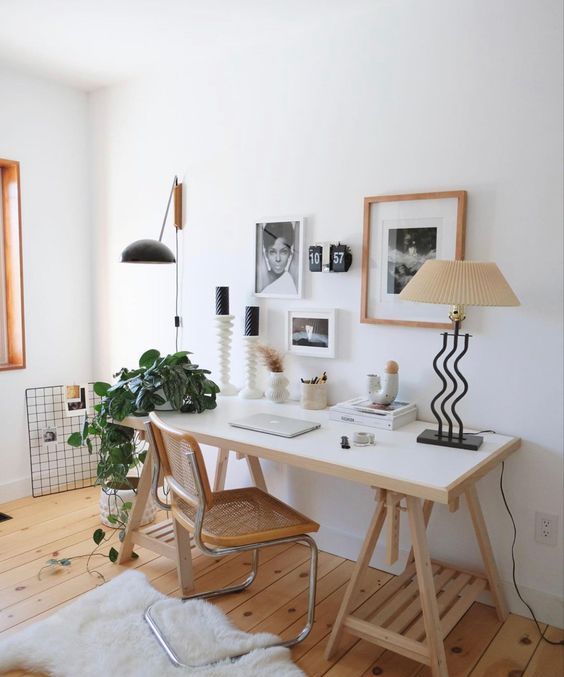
[367,361,399,405]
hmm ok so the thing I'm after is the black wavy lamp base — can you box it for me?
[417,428,483,451]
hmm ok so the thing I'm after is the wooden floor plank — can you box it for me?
[0,530,126,600]
[522,625,564,677]
[294,567,390,677]
[209,544,313,615]
[0,506,102,562]
[0,491,559,677]
[226,550,341,632]
[0,489,98,535]
[416,602,502,677]
[357,602,503,677]
[0,488,88,514]
[0,544,160,632]
[469,614,546,677]
[149,542,293,601]
[256,561,388,639]
[0,519,102,575]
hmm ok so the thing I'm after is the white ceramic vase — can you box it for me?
[99,478,156,528]
[266,371,290,403]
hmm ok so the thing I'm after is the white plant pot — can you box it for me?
[153,388,174,411]
[99,478,156,528]
[265,372,290,403]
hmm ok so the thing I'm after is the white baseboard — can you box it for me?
[501,582,564,630]
[317,524,564,629]
[0,477,32,503]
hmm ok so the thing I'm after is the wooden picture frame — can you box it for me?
[0,158,25,370]
[360,191,466,329]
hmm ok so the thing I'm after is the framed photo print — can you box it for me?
[361,191,466,329]
[41,427,58,452]
[288,309,336,358]
[64,384,88,417]
[255,218,304,298]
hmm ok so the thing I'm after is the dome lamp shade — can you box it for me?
[120,176,183,264]
[120,238,176,263]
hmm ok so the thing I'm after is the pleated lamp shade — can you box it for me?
[399,260,520,307]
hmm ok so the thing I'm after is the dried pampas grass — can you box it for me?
[256,344,285,373]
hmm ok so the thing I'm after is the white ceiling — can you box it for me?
[0,0,374,91]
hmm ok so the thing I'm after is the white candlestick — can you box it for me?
[215,315,238,396]
[239,335,263,399]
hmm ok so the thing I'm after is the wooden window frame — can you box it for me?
[0,158,25,370]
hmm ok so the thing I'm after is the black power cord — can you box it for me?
[499,460,564,646]
[174,227,180,352]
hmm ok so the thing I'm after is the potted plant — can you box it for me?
[256,344,289,403]
[68,348,219,560]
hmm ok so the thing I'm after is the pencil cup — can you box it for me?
[301,382,327,410]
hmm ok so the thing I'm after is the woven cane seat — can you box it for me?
[176,487,319,547]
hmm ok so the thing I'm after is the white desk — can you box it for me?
[119,398,521,677]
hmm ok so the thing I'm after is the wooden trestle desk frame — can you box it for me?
[117,407,520,677]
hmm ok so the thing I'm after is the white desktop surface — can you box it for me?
[130,398,520,504]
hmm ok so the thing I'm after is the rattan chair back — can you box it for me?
[148,412,213,509]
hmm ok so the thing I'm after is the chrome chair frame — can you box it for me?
[143,423,318,669]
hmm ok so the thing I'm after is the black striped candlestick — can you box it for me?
[244,305,260,336]
[215,287,230,315]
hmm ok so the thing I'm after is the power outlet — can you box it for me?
[534,512,559,546]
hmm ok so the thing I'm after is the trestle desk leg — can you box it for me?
[325,492,387,659]
[117,444,154,564]
[245,455,268,491]
[465,484,509,621]
[406,496,448,677]
[213,448,230,491]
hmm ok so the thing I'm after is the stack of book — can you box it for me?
[329,397,417,430]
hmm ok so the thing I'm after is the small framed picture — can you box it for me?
[361,191,466,328]
[64,384,88,417]
[288,309,336,358]
[41,427,58,451]
[254,218,304,298]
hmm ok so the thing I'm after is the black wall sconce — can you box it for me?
[121,176,184,349]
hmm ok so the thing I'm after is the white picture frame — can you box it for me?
[287,309,336,358]
[254,218,304,298]
[41,426,58,452]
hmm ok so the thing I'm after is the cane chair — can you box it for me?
[143,412,319,668]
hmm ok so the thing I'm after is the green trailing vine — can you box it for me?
[48,348,220,576]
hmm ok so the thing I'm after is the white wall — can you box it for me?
[90,0,563,624]
[0,66,92,499]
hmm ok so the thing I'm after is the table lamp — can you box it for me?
[399,260,520,450]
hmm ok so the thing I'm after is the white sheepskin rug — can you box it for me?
[0,569,305,676]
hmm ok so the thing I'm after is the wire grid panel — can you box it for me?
[25,384,101,497]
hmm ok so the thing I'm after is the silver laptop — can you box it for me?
[229,413,321,438]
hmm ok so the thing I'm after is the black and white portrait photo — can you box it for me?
[255,219,303,298]
[41,427,58,451]
[292,317,329,348]
[386,226,437,294]
[287,309,336,358]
